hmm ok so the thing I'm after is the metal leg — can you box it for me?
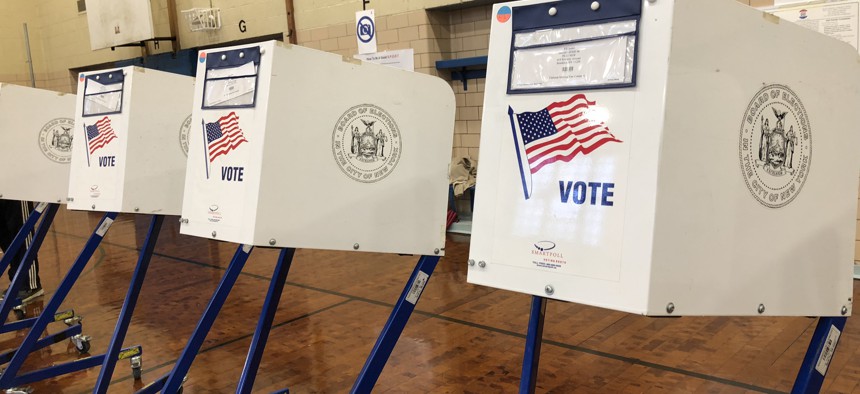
[161,244,254,394]
[519,296,547,394]
[0,212,118,388]
[0,324,81,365]
[136,373,168,394]
[791,316,848,394]
[236,248,295,394]
[94,215,165,394]
[350,255,440,393]
[0,202,50,280]
[0,203,58,325]
[12,345,141,386]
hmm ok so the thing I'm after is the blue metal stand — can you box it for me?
[0,212,119,389]
[160,244,254,394]
[791,316,848,393]
[519,296,547,394]
[237,247,295,394]
[94,214,165,394]
[350,255,440,393]
[0,202,49,279]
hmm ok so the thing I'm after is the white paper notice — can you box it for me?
[510,35,634,91]
[771,1,860,52]
[204,62,257,107]
[354,49,415,71]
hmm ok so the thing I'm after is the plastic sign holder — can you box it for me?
[0,68,194,392]
[471,0,860,392]
[150,40,454,393]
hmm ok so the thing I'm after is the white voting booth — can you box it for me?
[68,66,194,214]
[180,40,454,255]
[469,0,860,316]
[0,84,75,204]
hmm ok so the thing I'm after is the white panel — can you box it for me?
[0,85,76,204]
[85,0,155,51]
[648,0,860,316]
[180,42,455,256]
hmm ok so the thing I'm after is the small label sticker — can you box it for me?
[95,217,114,237]
[35,202,48,213]
[404,270,430,305]
[815,324,842,375]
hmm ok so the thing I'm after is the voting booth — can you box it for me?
[68,66,194,214]
[0,84,75,204]
[180,40,454,255]
[468,0,860,317]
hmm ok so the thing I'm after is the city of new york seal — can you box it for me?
[39,118,75,164]
[738,84,811,208]
[332,104,402,183]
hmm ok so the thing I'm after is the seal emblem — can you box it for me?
[179,114,192,156]
[332,104,401,183]
[38,118,75,164]
[739,84,811,208]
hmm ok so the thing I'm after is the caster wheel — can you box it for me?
[75,338,91,354]
[132,367,142,380]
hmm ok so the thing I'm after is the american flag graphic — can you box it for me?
[85,116,118,154]
[509,94,622,199]
[205,112,247,163]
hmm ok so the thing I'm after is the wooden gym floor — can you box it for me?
[3,208,860,393]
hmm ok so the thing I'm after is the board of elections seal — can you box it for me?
[179,114,192,156]
[332,104,401,183]
[739,84,811,208]
[38,118,75,164]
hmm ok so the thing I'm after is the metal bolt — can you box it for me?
[433,248,440,255]
[269,238,276,246]
[134,207,139,212]
[96,75,100,80]
[91,204,96,209]
[57,199,61,203]
[239,52,245,58]
[842,306,848,315]
[468,259,475,266]
[353,243,360,250]
[108,74,113,79]
[220,54,226,60]
[0,194,3,198]
[548,6,557,16]
[666,302,675,314]
[544,285,554,295]
[757,304,765,314]
[211,231,217,237]
[478,260,486,268]
[591,1,600,11]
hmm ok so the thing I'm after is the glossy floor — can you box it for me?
[1,208,859,393]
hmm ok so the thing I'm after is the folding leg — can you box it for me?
[519,296,547,394]
[160,244,254,394]
[350,255,440,393]
[94,214,165,394]
[791,316,848,394]
[0,212,118,388]
[236,247,296,394]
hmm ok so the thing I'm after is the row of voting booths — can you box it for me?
[0,0,858,391]
[0,39,454,393]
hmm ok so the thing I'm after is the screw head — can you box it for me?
[434,248,440,255]
[548,6,557,16]
[544,285,554,295]
[477,260,486,268]
[239,52,245,58]
[353,243,360,250]
[134,207,139,212]
[666,302,675,314]
[591,1,600,11]
[757,304,765,314]
[211,231,217,237]
[220,54,227,60]
[269,239,276,246]
[842,306,848,315]
[91,204,96,209]
[468,259,475,266]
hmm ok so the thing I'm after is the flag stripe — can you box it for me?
[528,131,619,167]
[530,137,622,174]
[525,123,605,154]
[206,111,247,162]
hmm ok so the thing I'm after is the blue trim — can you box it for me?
[435,56,488,69]
[791,317,848,393]
[82,70,125,117]
[519,296,547,393]
[506,0,642,95]
[94,215,165,394]
[202,46,261,110]
[135,373,168,394]
[350,255,440,393]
